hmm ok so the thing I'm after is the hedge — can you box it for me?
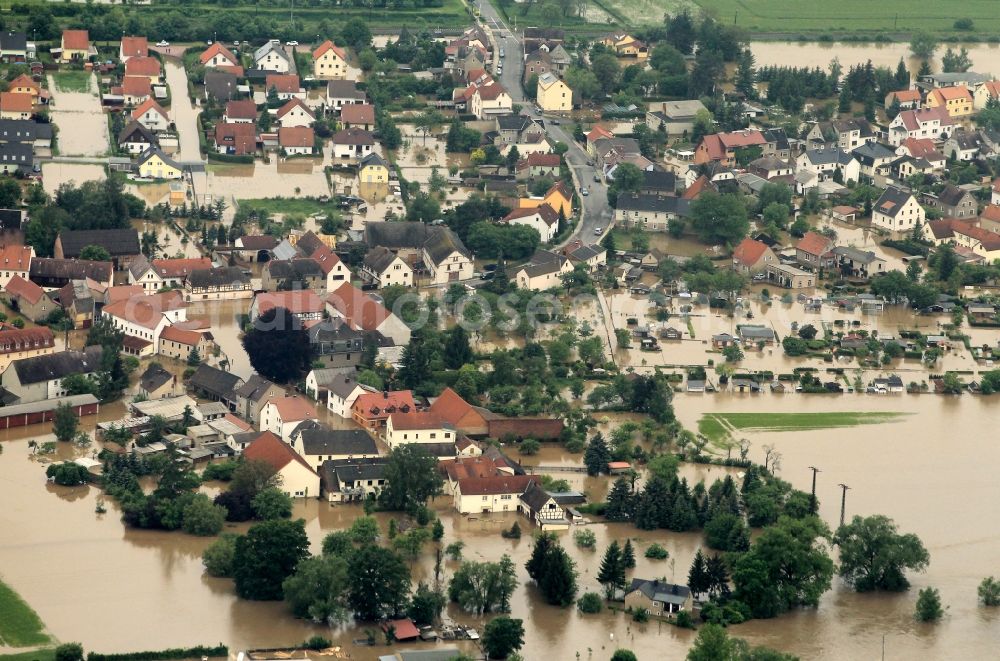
[88,645,228,661]
[207,153,254,164]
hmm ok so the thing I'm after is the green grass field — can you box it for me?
[698,411,907,442]
[237,197,341,217]
[0,649,56,661]
[51,71,92,94]
[0,578,50,648]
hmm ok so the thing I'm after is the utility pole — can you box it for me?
[838,483,850,528]
[808,466,820,514]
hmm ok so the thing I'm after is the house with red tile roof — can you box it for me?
[0,244,33,288]
[7,74,39,102]
[131,98,169,133]
[340,103,374,131]
[275,97,314,129]
[0,326,56,371]
[896,138,946,170]
[100,290,188,356]
[503,203,560,242]
[119,36,148,62]
[200,42,239,69]
[351,389,415,433]
[264,73,302,100]
[120,76,152,106]
[0,92,32,120]
[60,30,91,62]
[224,98,258,123]
[214,122,256,155]
[278,126,315,155]
[884,89,921,111]
[260,395,317,441]
[429,387,494,437]
[326,281,411,345]
[242,431,319,498]
[887,107,954,146]
[732,237,776,274]
[158,324,214,363]
[793,232,835,270]
[128,256,213,293]
[124,56,162,83]
[312,40,348,80]
[1,275,54,322]
[695,129,766,167]
[385,411,455,450]
[925,85,973,118]
[453,474,539,514]
[249,290,324,323]
[974,80,1000,110]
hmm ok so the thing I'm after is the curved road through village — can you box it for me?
[476,2,614,247]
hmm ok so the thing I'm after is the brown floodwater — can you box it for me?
[47,74,110,157]
[163,59,203,163]
[3,387,1000,659]
[749,40,1000,73]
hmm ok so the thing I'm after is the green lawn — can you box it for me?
[51,71,91,94]
[0,649,56,661]
[237,197,341,217]
[698,411,907,443]
[0,578,50,648]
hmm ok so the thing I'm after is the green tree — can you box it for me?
[444,325,474,369]
[690,193,749,246]
[591,53,620,96]
[733,516,834,618]
[834,515,929,592]
[348,545,411,620]
[242,307,312,383]
[909,31,938,60]
[409,581,446,625]
[379,444,444,512]
[611,652,638,661]
[181,494,226,536]
[526,534,577,606]
[448,556,518,614]
[584,433,611,476]
[54,644,85,661]
[705,512,751,552]
[978,577,1000,606]
[597,541,626,598]
[233,519,310,600]
[282,554,349,624]
[915,586,944,622]
[482,616,525,659]
[406,191,441,223]
[52,402,78,442]
[615,328,631,349]
[686,624,743,661]
[202,533,239,577]
[251,487,293,520]
[79,244,111,261]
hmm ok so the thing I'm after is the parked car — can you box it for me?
[479,271,495,280]
[594,227,603,235]
[581,186,589,196]
[156,40,170,47]
[286,40,299,46]
[551,119,561,125]
[593,173,601,182]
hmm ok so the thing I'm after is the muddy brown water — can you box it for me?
[2,387,1000,658]
[749,41,1000,75]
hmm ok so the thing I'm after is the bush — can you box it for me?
[46,462,90,486]
[55,643,84,661]
[644,543,669,560]
[519,438,541,455]
[631,608,649,622]
[675,610,694,628]
[979,577,1000,606]
[574,529,597,549]
[303,636,331,650]
[501,521,522,539]
[202,534,238,577]
[915,587,944,622]
[202,460,239,481]
[954,18,975,30]
[86,646,228,661]
[577,592,603,613]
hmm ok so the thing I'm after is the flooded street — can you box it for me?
[164,59,203,163]
[47,74,109,157]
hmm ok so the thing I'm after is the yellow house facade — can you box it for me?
[536,72,572,113]
[60,30,90,63]
[519,181,572,218]
[138,149,183,180]
[358,153,388,184]
[925,86,973,118]
[312,41,348,80]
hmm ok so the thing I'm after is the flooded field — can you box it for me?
[206,158,331,211]
[2,388,1000,659]
[749,40,1000,74]
[47,73,109,157]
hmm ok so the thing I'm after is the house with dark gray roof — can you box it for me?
[638,169,677,196]
[363,222,473,285]
[139,363,174,399]
[1,346,104,404]
[261,258,325,292]
[232,373,283,423]
[289,426,379,470]
[118,120,157,155]
[614,192,690,232]
[30,258,113,288]
[361,246,413,288]
[54,229,140,269]
[920,183,978,219]
[184,266,253,301]
[871,186,924,232]
[623,578,692,615]
[320,457,389,502]
[306,318,364,369]
[832,246,888,278]
[187,364,241,407]
[204,70,239,102]
[514,249,573,290]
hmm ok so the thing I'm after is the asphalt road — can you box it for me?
[476,2,612,248]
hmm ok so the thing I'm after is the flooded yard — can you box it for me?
[47,73,109,157]
[206,158,330,212]
[41,162,106,194]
